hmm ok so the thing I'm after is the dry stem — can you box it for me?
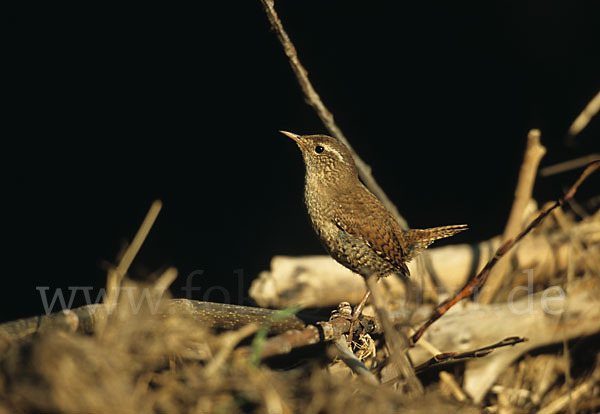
[537,360,600,414]
[410,160,599,345]
[365,276,423,395]
[540,153,600,176]
[480,129,546,304]
[106,200,163,309]
[260,0,408,229]
[566,90,600,138]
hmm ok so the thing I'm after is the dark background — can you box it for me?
[3,1,598,322]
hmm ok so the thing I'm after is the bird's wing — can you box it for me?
[332,189,410,276]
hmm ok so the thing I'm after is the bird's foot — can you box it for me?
[330,300,377,350]
[347,313,378,349]
[347,317,360,347]
[329,302,361,346]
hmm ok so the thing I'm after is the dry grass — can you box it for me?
[0,283,479,414]
[0,203,598,414]
[1,216,598,413]
[0,166,598,413]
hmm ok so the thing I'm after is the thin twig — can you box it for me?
[260,0,408,229]
[204,323,259,377]
[540,153,600,176]
[566,90,600,139]
[411,160,600,345]
[152,267,178,297]
[365,276,423,395]
[106,200,163,309]
[439,371,468,402]
[414,337,526,372]
[562,338,575,414]
[410,330,442,357]
[563,245,576,414]
[537,359,600,414]
[480,129,546,304]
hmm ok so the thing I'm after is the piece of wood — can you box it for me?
[249,220,598,308]
[479,130,546,304]
[566,90,600,138]
[405,277,600,403]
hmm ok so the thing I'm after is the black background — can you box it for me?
[3,1,599,322]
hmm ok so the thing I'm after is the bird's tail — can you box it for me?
[403,224,468,261]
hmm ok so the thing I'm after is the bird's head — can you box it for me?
[281,131,358,186]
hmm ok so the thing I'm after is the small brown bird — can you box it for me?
[282,131,467,314]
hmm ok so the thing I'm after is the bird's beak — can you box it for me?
[280,130,302,144]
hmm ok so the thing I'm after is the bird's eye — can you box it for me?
[315,145,324,154]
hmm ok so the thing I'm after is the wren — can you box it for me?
[282,131,467,313]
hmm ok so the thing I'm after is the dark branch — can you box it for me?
[414,336,527,373]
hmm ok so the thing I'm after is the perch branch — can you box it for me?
[249,306,381,360]
[0,298,380,360]
[479,129,546,304]
[254,325,322,358]
[0,300,308,342]
[410,160,600,345]
[260,0,408,229]
[167,300,308,334]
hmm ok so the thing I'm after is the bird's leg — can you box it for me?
[353,289,371,319]
[347,288,371,346]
